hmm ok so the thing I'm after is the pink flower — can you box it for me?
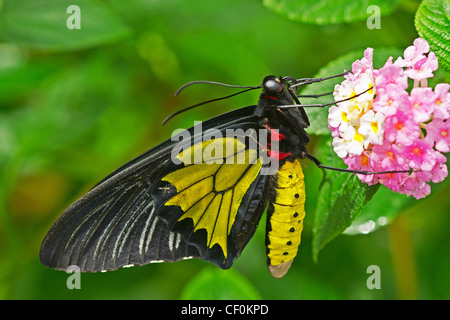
[384,108,420,145]
[378,172,409,193]
[351,48,374,76]
[431,152,448,183]
[427,119,450,153]
[374,57,409,90]
[413,37,431,55]
[400,172,432,199]
[395,38,430,68]
[404,52,439,81]
[343,153,376,184]
[328,123,340,138]
[404,139,436,171]
[409,87,435,123]
[433,83,450,120]
[373,83,410,117]
[371,141,407,171]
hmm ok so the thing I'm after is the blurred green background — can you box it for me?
[0,0,449,300]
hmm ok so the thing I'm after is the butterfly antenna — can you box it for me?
[287,70,351,89]
[163,86,261,125]
[175,80,262,96]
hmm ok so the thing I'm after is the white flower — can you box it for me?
[332,136,349,158]
[358,110,385,145]
[328,104,354,136]
[346,137,365,155]
[340,123,357,142]
[333,80,356,109]
[332,133,365,158]
[347,103,364,127]
[354,71,376,104]
[329,66,380,159]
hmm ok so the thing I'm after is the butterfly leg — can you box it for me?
[297,91,334,99]
[306,153,412,175]
[277,86,373,109]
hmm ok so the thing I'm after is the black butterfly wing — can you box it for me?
[39,129,206,271]
[151,124,271,269]
[40,105,269,272]
[39,161,198,272]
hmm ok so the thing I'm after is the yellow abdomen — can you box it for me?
[266,159,305,278]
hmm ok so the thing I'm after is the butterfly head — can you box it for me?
[262,76,283,95]
[261,75,298,106]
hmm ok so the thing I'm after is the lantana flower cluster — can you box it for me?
[328,38,450,199]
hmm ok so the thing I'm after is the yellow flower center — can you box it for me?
[354,131,364,142]
[371,122,378,133]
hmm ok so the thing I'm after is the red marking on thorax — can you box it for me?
[263,95,277,100]
[267,150,291,160]
[263,124,292,160]
[264,124,286,141]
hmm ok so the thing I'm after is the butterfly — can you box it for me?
[40,72,390,278]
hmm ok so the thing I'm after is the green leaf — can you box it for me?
[180,268,262,300]
[311,135,380,260]
[0,0,130,51]
[301,47,403,135]
[343,186,413,235]
[262,0,402,25]
[415,0,450,72]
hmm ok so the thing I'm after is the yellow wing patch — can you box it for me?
[162,137,263,258]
